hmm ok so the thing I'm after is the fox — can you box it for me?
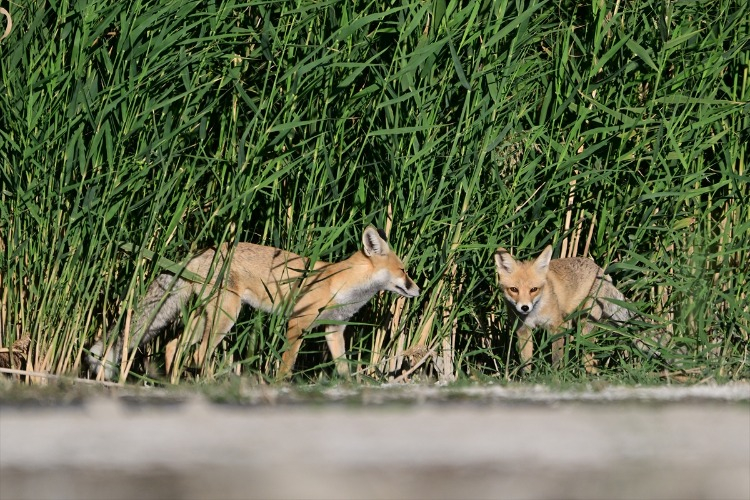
[494,245,633,374]
[88,226,420,381]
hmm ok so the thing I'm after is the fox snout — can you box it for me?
[388,269,420,298]
[503,287,541,316]
[397,276,420,298]
[515,301,533,315]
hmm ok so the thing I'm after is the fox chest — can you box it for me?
[522,312,554,330]
[316,297,369,322]
[507,300,556,330]
[315,285,380,322]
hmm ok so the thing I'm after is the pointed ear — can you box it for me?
[363,226,389,256]
[494,248,516,275]
[535,245,553,270]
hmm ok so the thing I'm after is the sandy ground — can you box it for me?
[1,383,749,500]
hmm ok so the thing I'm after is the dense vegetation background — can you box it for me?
[1,0,747,384]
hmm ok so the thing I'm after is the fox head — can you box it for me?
[362,226,420,298]
[494,245,553,316]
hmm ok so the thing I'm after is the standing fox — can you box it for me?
[494,245,632,374]
[88,226,420,381]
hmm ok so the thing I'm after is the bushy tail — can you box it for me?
[593,277,670,363]
[87,274,192,380]
[594,278,633,324]
[86,331,123,381]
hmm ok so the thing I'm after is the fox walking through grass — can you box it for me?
[88,226,420,381]
[494,245,633,374]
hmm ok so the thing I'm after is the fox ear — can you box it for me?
[494,248,516,275]
[363,226,389,256]
[535,245,553,270]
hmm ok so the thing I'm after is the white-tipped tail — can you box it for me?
[596,279,633,324]
[87,337,121,381]
[86,273,192,381]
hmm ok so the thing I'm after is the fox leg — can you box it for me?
[278,317,312,380]
[548,320,566,369]
[580,322,599,374]
[165,309,207,381]
[580,299,601,374]
[324,324,350,377]
[165,292,240,382]
[165,338,179,377]
[516,325,534,374]
[194,291,242,373]
[551,333,565,369]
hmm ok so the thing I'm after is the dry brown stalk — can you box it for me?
[0,8,12,42]
[0,336,30,369]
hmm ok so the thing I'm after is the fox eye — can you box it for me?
[530,287,538,293]
[509,287,518,293]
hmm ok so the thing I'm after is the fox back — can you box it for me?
[213,226,420,325]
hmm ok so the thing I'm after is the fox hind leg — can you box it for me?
[165,338,179,377]
[551,334,565,369]
[167,291,241,382]
[195,291,242,373]
[584,300,602,374]
[580,321,599,375]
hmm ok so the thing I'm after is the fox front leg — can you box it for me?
[278,318,308,380]
[516,324,534,374]
[550,332,565,369]
[324,323,350,378]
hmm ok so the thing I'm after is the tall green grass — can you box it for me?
[1,0,748,384]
